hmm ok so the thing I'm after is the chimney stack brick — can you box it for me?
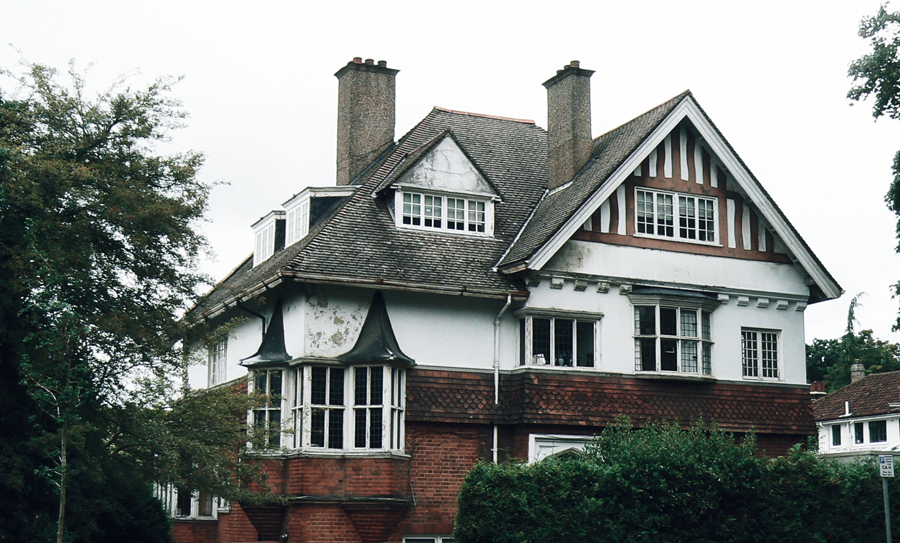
[544,62,594,190]
[335,59,399,186]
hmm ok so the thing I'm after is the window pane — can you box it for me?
[311,367,327,405]
[255,371,267,395]
[855,422,864,444]
[269,410,281,448]
[269,371,282,398]
[660,308,677,336]
[329,369,344,406]
[424,195,442,228]
[328,410,344,449]
[636,338,656,371]
[519,320,526,366]
[371,368,383,405]
[660,339,677,371]
[576,321,594,367]
[832,425,842,447]
[681,340,698,373]
[532,318,551,364]
[635,306,655,335]
[679,196,696,239]
[698,198,715,241]
[468,200,485,232]
[742,331,758,377]
[702,312,711,340]
[702,343,712,375]
[370,408,383,449]
[681,310,697,338]
[760,332,778,379]
[311,409,325,447]
[636,190,654,234]
[657,194,674,237]
[354,409,366,448]
[355,367,367,405]
[870,420,887,443]
[447,198,465,230]
[554,318,573,366]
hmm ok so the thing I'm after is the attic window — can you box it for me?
[397,190,492,236]
[635,188,717,244]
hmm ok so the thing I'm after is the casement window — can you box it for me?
[254,224,275,265]
[870,420,887,443]
[634,306,712,375]
[285,199,309,246]
[741,329,779,379]
[635,188,716,243]
[252,369,283,449]
[832,425,842,447]
[292,366,405,451]
[518,313,600,368]
[398,190,492,236]
[854,422,864,444]
[207,340,227,387]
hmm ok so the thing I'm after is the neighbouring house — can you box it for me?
[170,57,842,543]
[814,370,900,461]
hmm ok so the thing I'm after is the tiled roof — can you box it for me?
[497,92,688,268]
[407,368,815,435]
[813,371,900,421]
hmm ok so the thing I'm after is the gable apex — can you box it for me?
[373,129,499,199]
[507,92,841,303]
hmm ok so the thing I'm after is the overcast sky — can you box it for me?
[3,0,899,344]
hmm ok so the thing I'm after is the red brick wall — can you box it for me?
[217,504,258,543]
[285,456,409,497]
[392,422,491,538]
[284,505,361,543]
[171,520,218,543]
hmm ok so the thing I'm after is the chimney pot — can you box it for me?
[570,60,580,68]
[353,57,362,63]
[377,60,387,67]
[557,69,563,75]
[365,58,374,65]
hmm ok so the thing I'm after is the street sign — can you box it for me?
[880,455,894,478]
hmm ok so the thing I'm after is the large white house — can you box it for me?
[171,58,841,543]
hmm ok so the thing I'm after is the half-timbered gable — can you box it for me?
[173,59,840,543]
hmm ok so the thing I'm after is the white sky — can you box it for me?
[3,0,899,344]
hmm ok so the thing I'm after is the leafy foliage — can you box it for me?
[849,6,900,329]
[455,418,900,543]
[0,62,268,542]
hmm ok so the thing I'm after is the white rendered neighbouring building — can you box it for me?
[173,58,842,543]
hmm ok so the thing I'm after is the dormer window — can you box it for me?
[251,211,285,267]
[398,190,491,235]
[286,199,309,245]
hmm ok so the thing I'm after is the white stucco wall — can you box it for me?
[817,416,900,460]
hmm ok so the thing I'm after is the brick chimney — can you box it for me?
[335,58,399,186]
[543,61,594,190]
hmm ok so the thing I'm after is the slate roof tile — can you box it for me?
[813,371,900,421]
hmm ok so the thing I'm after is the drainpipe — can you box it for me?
[492,294,512,463]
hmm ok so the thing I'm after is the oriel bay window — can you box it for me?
[291,365,405,451]
[517,310,600,368]
[628,288,718,376]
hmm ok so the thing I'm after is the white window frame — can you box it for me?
[516,310,601,369]
[285,198,310,246]
[634,188,718,245]
[291,365,405,452]
[395,189,494,236]
[634,305,713,375]
[208,339,227,387]
[741,328,779,380]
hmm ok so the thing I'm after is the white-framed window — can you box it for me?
[156,484,226,519]
[870,420,888,443]
[208,340,227,387]
[291,366,405,451]
[286,199,310,246]
[634,306,712,375]
[397,190,492,236]
[251,369,283,449]
[518,311,600,368]
[831,424,841,447]
[635,188,716,244]
[404,537,455,543]
[741,329,778,379]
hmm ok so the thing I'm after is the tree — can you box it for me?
[805,293,900,391]
[849,5,900,330]
[0,62,267,542]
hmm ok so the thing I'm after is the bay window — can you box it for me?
[252,369,283,448]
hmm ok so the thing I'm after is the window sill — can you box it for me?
[633,372,717,382]
[254,449,411,460]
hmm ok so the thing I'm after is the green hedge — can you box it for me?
[455,420,900,543]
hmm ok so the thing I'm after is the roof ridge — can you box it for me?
[433,106,535,125]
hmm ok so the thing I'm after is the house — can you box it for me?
[814,370,900,461]
[170,57,841,543]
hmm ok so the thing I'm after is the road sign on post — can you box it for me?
[880,455,894,543]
